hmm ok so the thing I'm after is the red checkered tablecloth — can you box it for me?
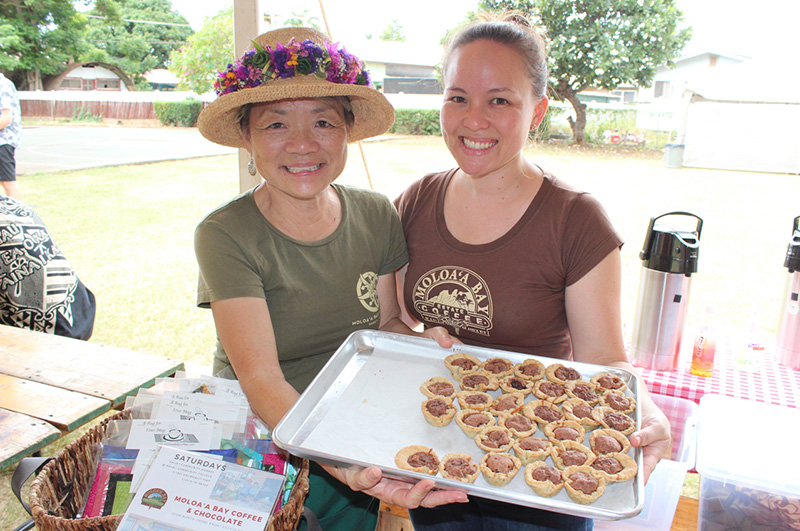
[634,340,800,408]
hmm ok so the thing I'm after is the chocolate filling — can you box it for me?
[505,414,533,432]
[506,377,527,390]
[569,472,599,494]
[443,457,476,478]
[553,426,579,441]
[555,366,581,381]
[572,403,592,419]
[428,381,455,396]
[464,393,489,405]
[451,358,477,370]
[408,451,439,471]
[594,435,623,454]
[520,363,542,378]
[519,437,549,451]
[539,381,565,397]
[463,412,491,427]
[494,395,518,411]
[463,374,490,388]
[534,405,563,422]
[532,465,562,483]
[572,384,598,402]
[606,393,630,411]
[604,412,632,431]
[485,454,515,474]
[598,375,624,390]
[426,398,449,417]
[592,456,623,474]
[484,359,512,374]
[559,449,588,466]
[482,429,511,448]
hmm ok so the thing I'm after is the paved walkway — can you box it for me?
[16,125,236,174]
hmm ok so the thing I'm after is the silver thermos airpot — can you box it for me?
[776,215,800,371]
[630,212,702,371]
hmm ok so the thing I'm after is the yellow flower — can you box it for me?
[288,51,298,67]
[226,72,236,79]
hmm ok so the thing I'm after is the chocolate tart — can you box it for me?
[459,370,500,392]
[455,390,493,411]
[474,425,515,453]
[439,453,479,483]
[395,445,440,476]
[543,419,586,445]
[545,363,582,385]
[592,406,636,436]
[590,372,628,394]
[489,392,525,416]
[599,389,636,414]
[523,399,564,428]
[498,412,536,438]
[421,397,456,427]
[532,379,568,404]
[589,452,638,483]
[565,379,601,405]
[589,428,632,455]
[563,465,606,504]
[479,452,522,487]
[513,436,553,465]
[444,352,481,380]
[455,409,496,437]
[562,398,600,428]
[419,376,457,400]
[551,440,596,469]
[524,461,565,497]
[498,375,535,396]
[481,357,515,378]
[514,358,546,381]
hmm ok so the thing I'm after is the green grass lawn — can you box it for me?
[2,134,798,528]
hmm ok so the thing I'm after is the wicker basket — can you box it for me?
[28,409,310,531]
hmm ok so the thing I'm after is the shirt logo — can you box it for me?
[356,271,379,312]
[412,266,493,336]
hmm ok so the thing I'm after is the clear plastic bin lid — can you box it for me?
[696,394,800,498]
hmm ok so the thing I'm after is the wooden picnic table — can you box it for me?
[0,324,184,470]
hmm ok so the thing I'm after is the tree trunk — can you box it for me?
[555,80,587,144]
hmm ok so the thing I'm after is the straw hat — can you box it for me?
[198,27,395,148]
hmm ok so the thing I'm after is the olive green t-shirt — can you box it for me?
[195,184,408,392]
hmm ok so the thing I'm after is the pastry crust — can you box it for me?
[590,372,629,394]
[455,409,496,437]
[489,392,525,416]
[514,358,546,381]
[550,441,596,469]
[479,452,522,487]
[545,363,583,385]
[439,453,479,483]
[589,428,632,456]
[592,406,636,436]
[498,375,535,396]
[563,465,606,504]
[474,426,515,453]
[532,379,568,404]
[512,436,553,465]
[481,357,515,378]
[444,352,481,380]
[524,461,564,497]
[543,419,586,445]
[419,376,457,400]
[523,399,565,428]
[395,445,440,475]
[421,397,456,427]
[589,452,638,483]
[459,370,500,392]
[565,380,601,405]
[498,412,536,438]
[599,389,636,414]
[561,398,600,428]
[455,390,493,411]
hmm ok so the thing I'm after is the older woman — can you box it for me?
[194,27,465,531]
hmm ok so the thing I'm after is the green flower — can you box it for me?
[251,50,270,69]
[295,57,315,75]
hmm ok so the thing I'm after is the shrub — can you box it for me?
[153,98,203,127]
[390,109,441,136]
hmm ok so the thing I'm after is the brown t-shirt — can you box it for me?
[395,169,623,359]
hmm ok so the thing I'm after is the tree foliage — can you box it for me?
[380,19,406,42]
[478,0,691,143]
[283,9,321,31]
[86,0,193,84]
[167,6,233,94]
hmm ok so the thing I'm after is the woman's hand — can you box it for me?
[421,325,460,349]
[320,463,468,509]
[629,396,672,484]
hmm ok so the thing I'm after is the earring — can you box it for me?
[247,157,257,176]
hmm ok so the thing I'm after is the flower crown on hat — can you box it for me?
[214,37,372,97]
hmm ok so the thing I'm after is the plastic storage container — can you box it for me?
[594,393,698,531]
[696,394,800,530]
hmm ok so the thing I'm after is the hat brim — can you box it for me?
[198,73,395,148]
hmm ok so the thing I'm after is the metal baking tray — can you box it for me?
[272,330,644,520]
